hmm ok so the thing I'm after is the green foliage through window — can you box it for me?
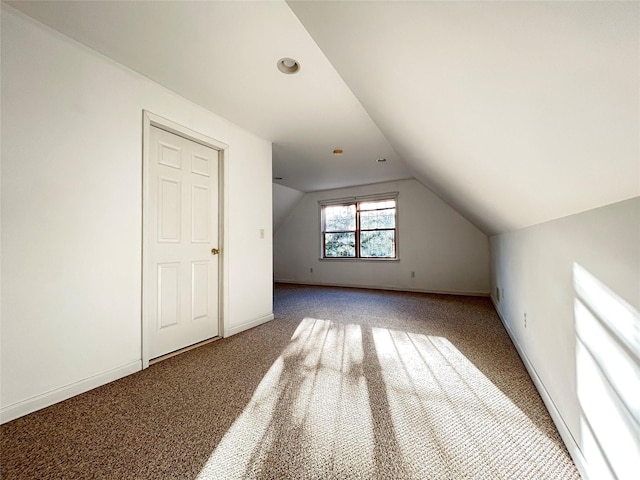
[321,196,397,259]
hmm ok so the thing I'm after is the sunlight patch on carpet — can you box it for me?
[196,318,375,479]
[196,317,574,479]
[372,328,565,478]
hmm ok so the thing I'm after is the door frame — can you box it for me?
[141,110,228,369]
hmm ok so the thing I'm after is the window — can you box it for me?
[321,194,397,259]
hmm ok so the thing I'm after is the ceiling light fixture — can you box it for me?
[277,57,300,75]
[377,158,387,163]
[333,149,343,155]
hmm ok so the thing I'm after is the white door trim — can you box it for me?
[142,111,229,369]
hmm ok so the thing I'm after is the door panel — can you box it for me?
[159,178,181,242]
[191,185,210,243]
[191,153,210,177]
[158,141,182,169]
[147,125,219,359]
[158,263,180,329]
[191,261,210,322]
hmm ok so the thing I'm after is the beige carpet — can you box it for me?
[1,284,580,479]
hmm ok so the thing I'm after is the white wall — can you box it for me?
[273,183,304,234]
[0,7,273,422]
[490,197,640,479]
[274,179,489,295]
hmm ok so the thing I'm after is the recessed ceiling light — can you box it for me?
[377,158,387,163]
[277,57,300,74]
[333,149,343,155]
[273,176,283,180]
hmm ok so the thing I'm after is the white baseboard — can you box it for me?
[490,298,590,479]
[225,312,275,337]
[0,360,141,424]
[274,279,489,297]
[2,310,275,424]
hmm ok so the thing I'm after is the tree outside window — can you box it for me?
[321,196,397,259]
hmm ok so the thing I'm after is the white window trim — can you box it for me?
[318,191,399,206]
[318,192,399,261]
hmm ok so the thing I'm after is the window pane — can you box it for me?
[360,208,395,229]
[360,199,395,211]
[324,204,356,232]
[360,230,395,258]
[324,232,356,257]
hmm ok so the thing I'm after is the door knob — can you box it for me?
[211,248,219,255]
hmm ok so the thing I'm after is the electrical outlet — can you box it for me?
[524,313,527,328]
[496,287,500,301]
[310,267,313,273]
[259,228,265,239]
[411,271,415,278]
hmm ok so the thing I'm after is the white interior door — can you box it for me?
[146,125,219,359]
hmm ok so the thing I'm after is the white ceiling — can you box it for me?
[6,1,639,234]
[6,0,413,193]
[289,1,639,234]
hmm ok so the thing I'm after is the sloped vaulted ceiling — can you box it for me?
[288,1,640,234]
[6,0,640,235]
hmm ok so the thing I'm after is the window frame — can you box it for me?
[319,192,399,261]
